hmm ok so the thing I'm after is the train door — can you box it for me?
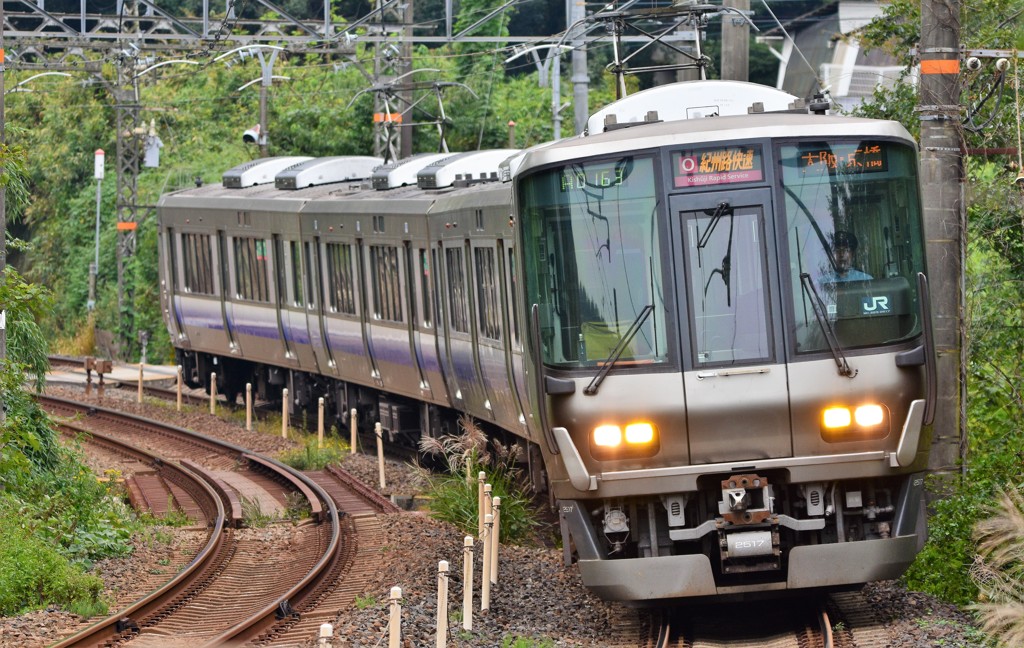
[405,242,433,399]
[356,240,384,387]
[218,231,239,353]
[272,236,297,363]
[671,188,792,464]
[162,228,186,342]
[433,245,461,408]
[306,238,336,376]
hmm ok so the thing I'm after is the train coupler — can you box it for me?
[717,473,782,573]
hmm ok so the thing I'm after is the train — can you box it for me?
[158,78,935,601]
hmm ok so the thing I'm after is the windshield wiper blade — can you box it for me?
[584,304,654,395]
[800,273,856,378]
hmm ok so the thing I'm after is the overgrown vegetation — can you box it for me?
[971,489,1024,645]
[419,416,541,544]
[1,230,138,616]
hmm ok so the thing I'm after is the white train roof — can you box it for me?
[222,156,314,188]
[372,152,453,190]
[275,156,383,189]
[416,149,520,189]
[585,80,800,135]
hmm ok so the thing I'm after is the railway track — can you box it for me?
[40,395,398,647]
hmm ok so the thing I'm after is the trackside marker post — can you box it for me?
[282,388,289,438]
[376,422,386,489]
[138,363,144,403]
[482,513,493,611]
[462,536,474,631]
[477,472,486,536]
[176,365,183,412]
[388,586,402,648]
[318,622,333,647]
[491,496,501,585]
[246,383,252,431]
[318,397,325,448]
[210,372,217,414]
[436,560,449,648]
[350,408,357,454]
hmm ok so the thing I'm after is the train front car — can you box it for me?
[513,82,933,601]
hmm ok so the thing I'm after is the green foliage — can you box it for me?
[354,594,377,609]
[278,435,349,471]
[0,514,106,616]
[419,416,540,544]
[500,637,556,648]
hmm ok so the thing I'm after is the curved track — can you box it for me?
[41,395,352,648]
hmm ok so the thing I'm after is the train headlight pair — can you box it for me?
[591,422,659,459]
[821,404,889,441]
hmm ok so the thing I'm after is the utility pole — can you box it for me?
[568,0,588,134]
[918,0,964,491]
[721,0,749,81]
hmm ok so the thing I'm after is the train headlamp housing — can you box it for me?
[821,403,890,442]
[591,421,660,459]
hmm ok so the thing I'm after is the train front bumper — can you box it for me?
[577,534,920,600]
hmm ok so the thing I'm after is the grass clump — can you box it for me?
[419,415,540,544]
[970,487,1024,646]
[278,435,348,471]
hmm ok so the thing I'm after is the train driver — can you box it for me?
[821,230,873,283]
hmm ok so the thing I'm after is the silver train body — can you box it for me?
[158,80,934,602]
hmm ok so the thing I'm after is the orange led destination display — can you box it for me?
[796,143,887,173]
[672,146,763,188]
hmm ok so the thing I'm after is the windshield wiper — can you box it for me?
[584,304,654,395]
[799,273,856,378]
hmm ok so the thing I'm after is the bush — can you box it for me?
[419,416,540,544]
[0,515,106,616]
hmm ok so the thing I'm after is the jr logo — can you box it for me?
[861,295,890,314]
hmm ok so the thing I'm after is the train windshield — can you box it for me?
[779,139,925,352]
[519,156,669,370]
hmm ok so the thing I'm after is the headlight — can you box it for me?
[820,403,889,441]
[591,421,659,458]
[593,425,622,447]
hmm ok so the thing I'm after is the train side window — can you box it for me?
[474,246,501,340]
[370,244,403,322]
[233,236,270,302]
[446,247,469,333]
[182,232,214,295]
[418,249,432,328]
[325,242,357,315]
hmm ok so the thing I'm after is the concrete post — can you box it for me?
[318,397,325,448]
[462,536,473,631]
[282,387,289,439]
[436,560,449,648]
[490,496,501,585]
[176,364,183,412]
[210,372,217,415]
[137,362,144,403]
[376,422,386,489]
[481,513,493,611]
[246,383,252,431]
[318,622,333,647]
[388,586,402,648]
[350,408,358,455]
[477,472,486,536]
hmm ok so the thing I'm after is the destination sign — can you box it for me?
[672,146,763,188]
[794,143,888,173]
